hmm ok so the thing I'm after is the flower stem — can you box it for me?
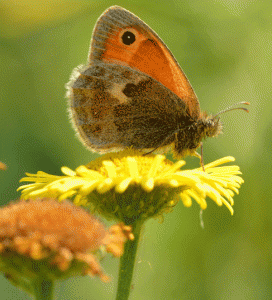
[116,220,143,300]
[32,276,54,300]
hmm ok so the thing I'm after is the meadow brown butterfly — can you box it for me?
[67,6,248,165]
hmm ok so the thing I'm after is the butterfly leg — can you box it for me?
[142,130,178,156]
[193,143,205,171]
[200,143,205,171]
[142,146,161,156]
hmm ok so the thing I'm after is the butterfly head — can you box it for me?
[200,113,222,138]
[201,101,250,140]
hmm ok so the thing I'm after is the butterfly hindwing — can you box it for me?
[69,62,189,152]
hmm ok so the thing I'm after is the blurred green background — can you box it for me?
[0,0,271,299]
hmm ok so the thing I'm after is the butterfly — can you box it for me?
[67,6,248,166]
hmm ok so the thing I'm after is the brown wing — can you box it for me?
[89,6,200,119]
[68,62,190,153]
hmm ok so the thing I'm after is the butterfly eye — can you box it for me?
[121,31,136,45]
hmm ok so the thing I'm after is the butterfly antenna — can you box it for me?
[214,102,250,118]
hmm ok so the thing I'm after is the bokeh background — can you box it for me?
[0,0,271,299]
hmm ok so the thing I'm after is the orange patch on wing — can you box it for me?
[101,27,199,118]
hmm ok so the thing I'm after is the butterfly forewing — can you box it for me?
[89,6,200,119]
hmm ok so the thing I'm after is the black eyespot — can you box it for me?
[121,31,136,45]
[123,83,137,97]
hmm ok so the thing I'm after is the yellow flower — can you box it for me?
[18,150,243,223]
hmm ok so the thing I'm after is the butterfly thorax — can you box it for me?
[174,113,222,157]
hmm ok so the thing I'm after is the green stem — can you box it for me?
[116,221,143,300]
[32,276,54,300]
